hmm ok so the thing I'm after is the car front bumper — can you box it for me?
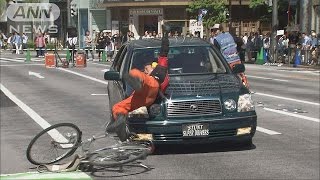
[128,114,257,145]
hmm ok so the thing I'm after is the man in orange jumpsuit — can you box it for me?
[106,26,170,141]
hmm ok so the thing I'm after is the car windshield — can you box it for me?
[130,46,227,75]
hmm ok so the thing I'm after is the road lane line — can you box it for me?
[256,126,282,135]
[246,75,289,82]
[263,107,320,123]
[91,62,111,67]
[57,68,108,85]
[101,69,110,72]
[91,93,108,96]
[254,92,320,106]
[0,64,43,67]
[0,83,71,147]
[0,57,23,62]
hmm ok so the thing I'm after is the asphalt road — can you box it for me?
[1,53,319,179]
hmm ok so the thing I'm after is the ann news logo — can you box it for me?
[6,3,60,33]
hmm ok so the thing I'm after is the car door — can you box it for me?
[107,45,128,112]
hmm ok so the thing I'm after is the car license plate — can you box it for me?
[182,123,209,137]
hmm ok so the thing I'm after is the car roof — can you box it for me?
[129,37,211,49]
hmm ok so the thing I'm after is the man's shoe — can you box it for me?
[116,123,130,142]
[105,114,129,141]
[123,74,142,91]
[105,114,125,133]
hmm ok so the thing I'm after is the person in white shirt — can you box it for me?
[142,31,150,39]
[84,30,94,61]
[22,33,28,53]
[242,33,248,45]
[67,35,77,62]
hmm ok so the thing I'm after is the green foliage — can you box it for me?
[186,0,228,29]
[249,0,266,8]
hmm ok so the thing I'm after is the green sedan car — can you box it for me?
[104,37,257,145]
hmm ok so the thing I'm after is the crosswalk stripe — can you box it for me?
[16,57,44,61]
[0,57,44,62]
[0,58,24,62]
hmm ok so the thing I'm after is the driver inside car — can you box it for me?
[105,26,170,142]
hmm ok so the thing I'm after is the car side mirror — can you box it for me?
[104,71,120,81]
[232,63,245,74]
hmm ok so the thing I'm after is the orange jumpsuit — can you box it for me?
[112,69,161,119]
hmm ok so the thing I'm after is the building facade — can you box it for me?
[97,0,272,38]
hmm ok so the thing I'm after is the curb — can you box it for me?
[0,171,92,180]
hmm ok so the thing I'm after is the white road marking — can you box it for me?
[0,57,24,62]
[0,60,10,63]
[254,92,320,106]
[0,64,43,67]
[263,107,320,123]
[16,57,44,61]
[91,93,108,96]
[256,126,282,135]
[57,68,108,85]
[0,83,71,147]
[246,75,289,82]
[91,62,111,67]
[101,69,110,72]
[28,71,44,79]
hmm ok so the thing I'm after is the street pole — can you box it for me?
[67,0,71,27]
[228,0,232,34]
[270,0,278,63]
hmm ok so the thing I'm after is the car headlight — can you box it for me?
[224,99,237,111]
[149,104,161,117]
[238,94,255,112]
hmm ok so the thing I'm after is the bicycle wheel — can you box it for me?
[26,123,82,165]
[88,141,152,167]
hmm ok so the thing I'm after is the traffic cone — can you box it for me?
[256,47,265,65]
[293,52,301,67]
[25,49,31,62]
[101,51,107,62]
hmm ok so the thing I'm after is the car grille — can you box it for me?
[153,129,237,141]
[166,99,222,117]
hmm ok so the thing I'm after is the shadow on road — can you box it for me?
[153,141,256,155]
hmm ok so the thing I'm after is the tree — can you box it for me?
[249,0,268,8]
[186,0,228,30]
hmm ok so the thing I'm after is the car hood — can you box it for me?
[165,74,241,98]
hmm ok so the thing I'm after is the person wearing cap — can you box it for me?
[105,25,170,142]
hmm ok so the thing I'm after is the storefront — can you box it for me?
[101,0,189,38]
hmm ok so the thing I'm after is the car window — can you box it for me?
[112,46,125,70]
[130,46,226,74]
[115,46,127,72]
